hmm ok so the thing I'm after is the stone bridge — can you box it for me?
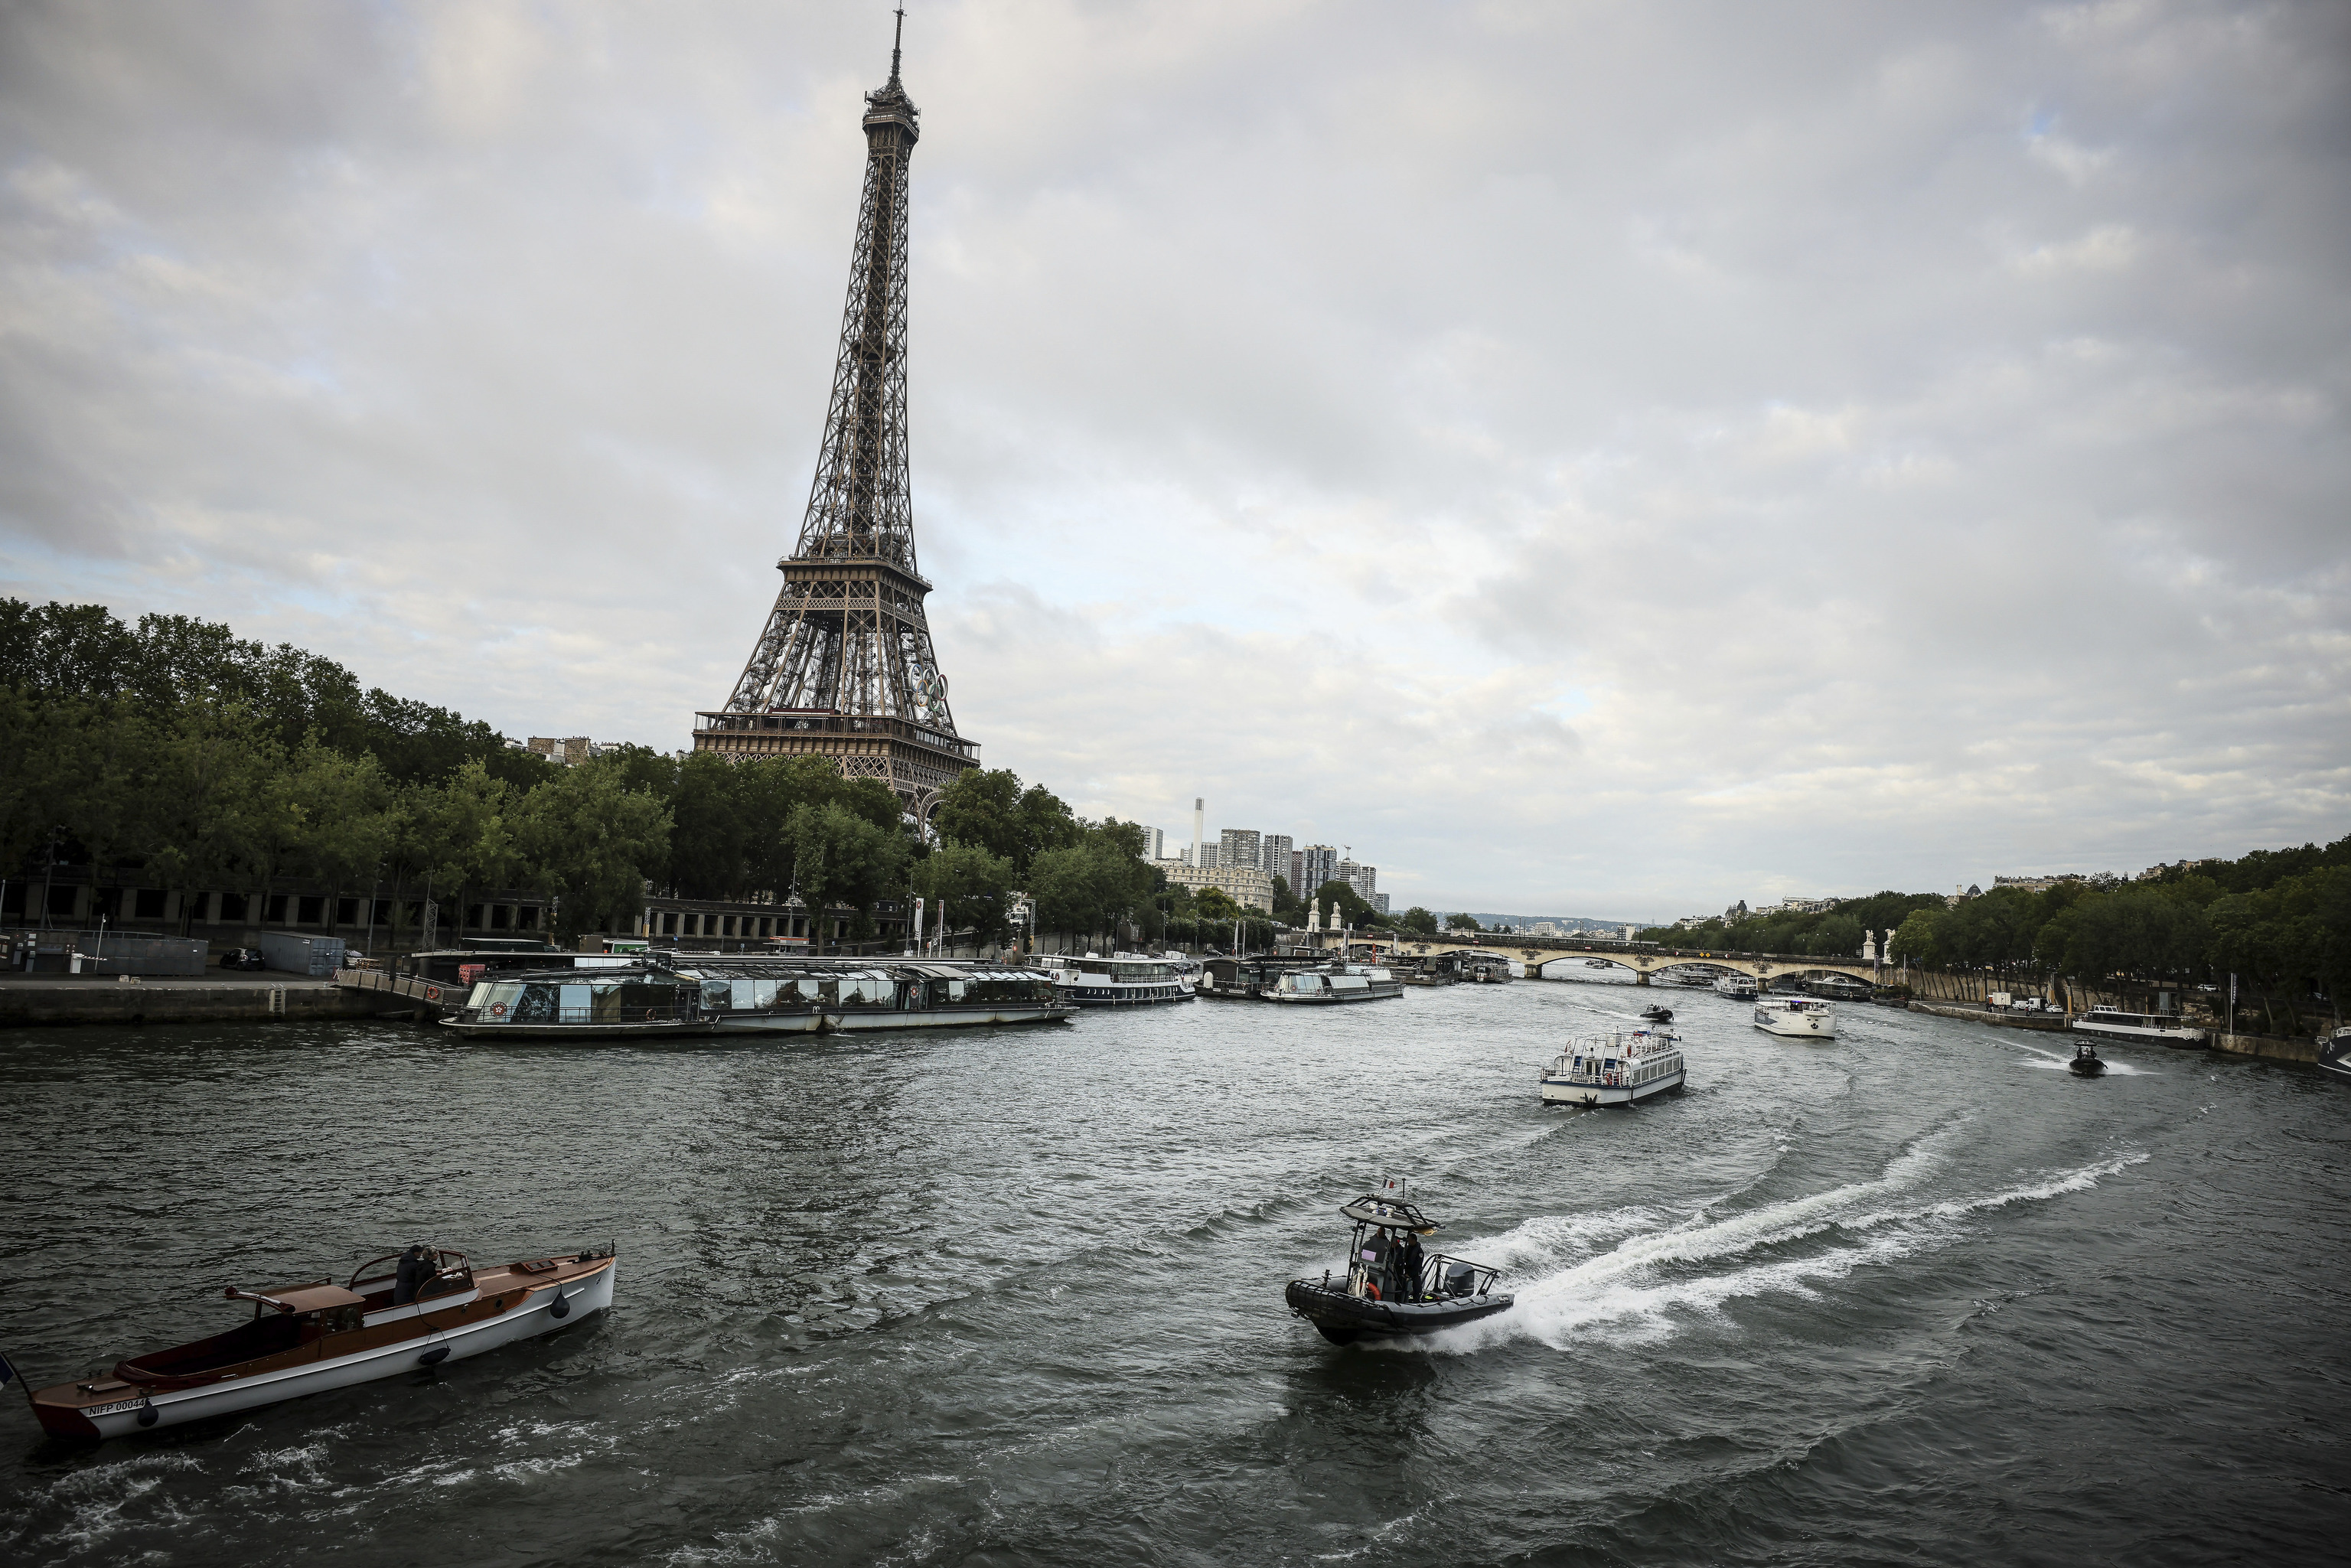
[1349,934,1882,987]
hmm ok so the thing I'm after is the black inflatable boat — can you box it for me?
[2069,1045,2108,1077]
[1284,1186,1512,1346]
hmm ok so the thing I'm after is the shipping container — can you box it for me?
[259,931,345,976]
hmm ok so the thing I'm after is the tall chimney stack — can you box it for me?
[1192,797,1205,868]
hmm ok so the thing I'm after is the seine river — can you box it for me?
[2,979,2344,1564]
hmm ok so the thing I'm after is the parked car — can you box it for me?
[219,947,266,971]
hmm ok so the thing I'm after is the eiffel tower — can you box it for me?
[693,9,977,819]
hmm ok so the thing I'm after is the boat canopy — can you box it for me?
[1339,1196,1440,1234]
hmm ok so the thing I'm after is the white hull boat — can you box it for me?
[2069,1006,2206,1047]
[1541,1028,1686,1106]
[1045,954,1195,1006]
[1753,997,1837,1038]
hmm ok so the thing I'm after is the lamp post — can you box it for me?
[366,862,383,959]
[40,824,63,931]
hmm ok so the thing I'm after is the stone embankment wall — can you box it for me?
[0,980,378,1028]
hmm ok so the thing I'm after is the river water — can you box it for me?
[2,980,2344,1565]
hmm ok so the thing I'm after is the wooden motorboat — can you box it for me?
[1284,1186,1511,1345]
[5,1244,617,1441]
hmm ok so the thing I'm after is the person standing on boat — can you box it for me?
[393,1243,433,1306]
[1397,1231,1426,1302]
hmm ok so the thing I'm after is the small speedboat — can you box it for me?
[1639,1003,1674,1022]
[1284,1184,1512,1346]
[2069,1045,2108,1077]
[4,1244,616,1441]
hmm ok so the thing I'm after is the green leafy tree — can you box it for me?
[933,768,1081,876]
[411,761,520,944]
[1397,905,1440,935]
[1194,887,1241,924]
[788,799,909,951]
[514,758,673,944]
[1444,910,1481,932]
[916,839,1016,950]
[145,700,277,934]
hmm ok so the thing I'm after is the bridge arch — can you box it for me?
[1374,935,1882,989]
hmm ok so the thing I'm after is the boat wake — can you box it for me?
[1404,1139,2147,1354]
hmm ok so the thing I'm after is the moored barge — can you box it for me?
[439,959,1070,1038]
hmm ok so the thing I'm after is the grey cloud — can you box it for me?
[1,0,2343,915]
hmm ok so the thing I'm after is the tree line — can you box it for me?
[0,600,1296,954]
[1630,849,2349,1036]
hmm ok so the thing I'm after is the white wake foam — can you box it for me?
[1401,1140,2145,1354]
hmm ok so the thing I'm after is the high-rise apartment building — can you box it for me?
[1137,826,1163,860]
[1218,829,1260,875]
[1297,845,1339,898]
[1259,834,1293,881]
[1338,859,1377,904]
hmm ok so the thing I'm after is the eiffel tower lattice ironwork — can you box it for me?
[693,10,977,817]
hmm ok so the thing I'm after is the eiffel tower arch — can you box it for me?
[693,11,977,822]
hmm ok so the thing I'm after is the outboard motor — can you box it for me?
[1443,1263,1476,1296]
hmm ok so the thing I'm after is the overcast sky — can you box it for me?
[3,1,2346,919]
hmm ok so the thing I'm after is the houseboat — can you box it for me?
[441,960,1069,1039]
[1262,964,1404,1004]
[1042,953,1194,1006]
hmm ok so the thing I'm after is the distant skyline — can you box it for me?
[3,2,2345,921]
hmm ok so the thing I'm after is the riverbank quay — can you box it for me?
[0,972,377,1028]
[2212,1029,2323,1065]
[1906,996,2328,1068]
[1908,1000,2070,1033]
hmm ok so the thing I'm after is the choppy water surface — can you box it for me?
[2,981,2345,1565]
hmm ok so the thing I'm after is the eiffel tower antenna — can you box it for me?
[695,8,977,820]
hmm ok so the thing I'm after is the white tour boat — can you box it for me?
[2069,1005,2206,1048]
[1263,964,1404,1004]
[1753,996,1837,1038]
[1540,1028,1687,1107]
[1044,953,1195,1006]
[1714,974,1759,1000]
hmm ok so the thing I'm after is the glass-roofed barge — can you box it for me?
[440,959,1071,1040]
